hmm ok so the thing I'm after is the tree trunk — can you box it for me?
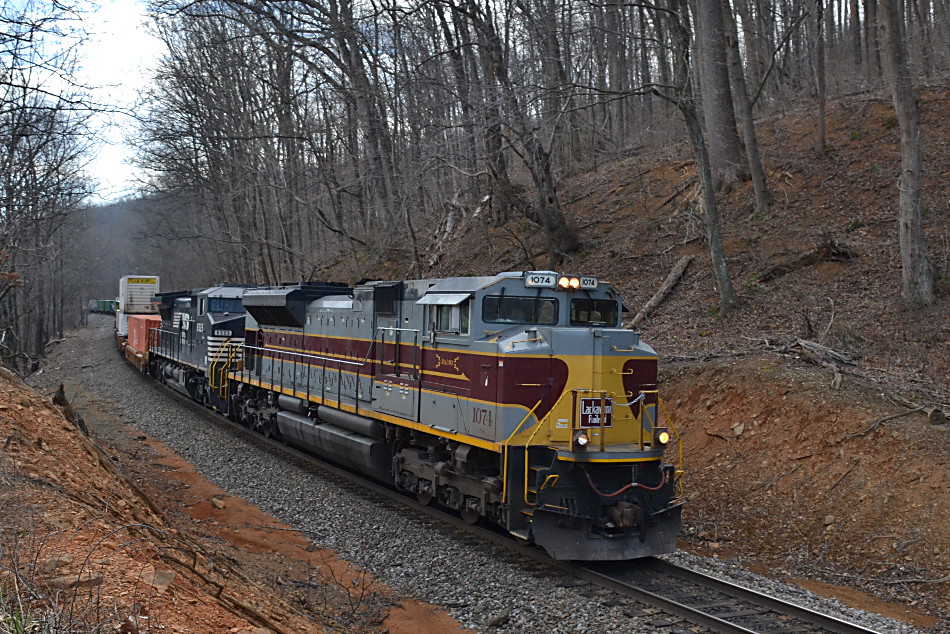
[655,0,738,314]
[814,0,827,153]
[850,0,862,64]
[696,0,746,188]
[865,0,881,78]
[722,0,772,215]
[878,0,935,305]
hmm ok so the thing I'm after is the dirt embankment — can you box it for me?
[415,88,950,628]
[1,363,463,633]
[0,367,302,633]
[663,356,949,629]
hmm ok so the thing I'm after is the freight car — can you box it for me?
[130,272,684,561]
[88,299,118,314]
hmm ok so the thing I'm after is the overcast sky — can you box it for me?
[77,0,164,204]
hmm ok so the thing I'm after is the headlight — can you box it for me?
[574,430,590,447]
[558,276,571,289]
[654,428,670,445]
[569,277,580,289]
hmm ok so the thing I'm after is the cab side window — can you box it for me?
[433,300,470,335]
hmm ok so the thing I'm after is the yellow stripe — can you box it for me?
[234,376,503,452]
[554,455,661,463]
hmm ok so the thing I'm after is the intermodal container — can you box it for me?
[127,314,162,355]
[119,275,160,315]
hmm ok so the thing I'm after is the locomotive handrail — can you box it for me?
[614,392,645,407]
[153,327,184,362]
[500,397,545,502]
[376,326,421,333]
[242,343,367,368]
[656,395,685,498]
[207,339,232,389]
[238,343,371,408]
[374,326,420,380]
[221,342,243,399]
[522,387,612,505]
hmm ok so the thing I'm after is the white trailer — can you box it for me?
[117,275,160,336]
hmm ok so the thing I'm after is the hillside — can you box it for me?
[6,89,948,630]
[421,89,950,625]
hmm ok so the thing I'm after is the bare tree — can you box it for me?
[878,0,935,305]
[649,0,737,314]
[695,0,745,188]
[721,0,771,215]
[0,0,93,372]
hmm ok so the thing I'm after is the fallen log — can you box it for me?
[626,255,693,328]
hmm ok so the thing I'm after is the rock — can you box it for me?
[39,555,74,573]
[926,407,946,425]
[732,422,745,437]
[211,496,226,509]
[823,515,835,526]
[488,606,512,628]
[47,572,102,590]
[144,566,176,591]
[118,615,140,634]
[18,395,31,407]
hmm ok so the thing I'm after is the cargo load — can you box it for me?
[117,276,160,337]
[127,314,162,355]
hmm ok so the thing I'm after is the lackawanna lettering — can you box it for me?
[127,278,157,284]
[579,397,613,428]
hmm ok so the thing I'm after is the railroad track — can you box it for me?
[141,374,882,634]
[578,559,878,634]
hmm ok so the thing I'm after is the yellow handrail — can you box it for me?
[657,396,685,498]
[520,388,577,505]
[208,339,232,389]
[219,342,244,397]
[501,398,545,502]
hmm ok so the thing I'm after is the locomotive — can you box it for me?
[126,272,684,561]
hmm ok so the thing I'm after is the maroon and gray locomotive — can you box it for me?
[131,272,684,561]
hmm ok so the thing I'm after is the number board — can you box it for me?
[525,272,556,288]
[579,397,613,427]
[579,276,598,289]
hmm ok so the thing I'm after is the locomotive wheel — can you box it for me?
[415,490,433,506]
[459,507,480,525]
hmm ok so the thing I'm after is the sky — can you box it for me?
[76,0,164,203]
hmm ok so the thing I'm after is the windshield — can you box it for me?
[570,298,618,326]
[209,297,245,313]
[483,295,558,325]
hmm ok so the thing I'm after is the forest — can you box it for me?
[1,0,947,371]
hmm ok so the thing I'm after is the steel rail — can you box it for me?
[639,558,879,634]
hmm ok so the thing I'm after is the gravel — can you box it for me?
[30,318,921,634]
